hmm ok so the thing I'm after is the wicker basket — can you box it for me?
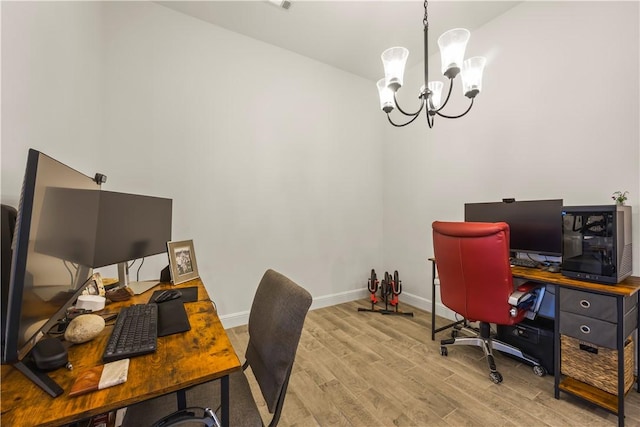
[561,334,634,395]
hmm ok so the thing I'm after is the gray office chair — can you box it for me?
[122,269,313,427]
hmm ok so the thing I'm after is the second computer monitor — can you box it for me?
[464,199,563,257]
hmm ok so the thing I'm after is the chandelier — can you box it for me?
[376,1,486,128]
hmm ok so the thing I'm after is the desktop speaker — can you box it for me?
[160,265,172,283]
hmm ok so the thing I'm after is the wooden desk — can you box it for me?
[431,258,640,427]
[511,267,640,297]
[512,267,640,427]
[1,278,242,427]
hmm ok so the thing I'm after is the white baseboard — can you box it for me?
[396,292,431,312]
[399,292,457,321]
[219,289,458,329]
[310,288,370,310]
[219,310,251,329]
[219,288,370,329]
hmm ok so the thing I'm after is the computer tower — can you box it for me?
[561,205,632,284]
[496,283,555,374]
[496,317,555,374]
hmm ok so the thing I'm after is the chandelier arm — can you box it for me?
[393,92,425,117]
[435,98,474,119]
[387,112,423,128]
[433,78,454,113]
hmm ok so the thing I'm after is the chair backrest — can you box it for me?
[432,221,515,325]
[245,269,312,424]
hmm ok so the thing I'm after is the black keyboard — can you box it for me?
[103,304,158,362]
[510,258,539,268]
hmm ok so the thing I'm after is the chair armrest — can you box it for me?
[508,282,543,317]
[508,283,538,306]
[508,291,533,307]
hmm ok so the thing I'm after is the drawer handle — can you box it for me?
[580,325,591,334]
[579,299,591,309]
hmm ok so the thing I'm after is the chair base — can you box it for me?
[121,370,263,427]
[440,321,545,383]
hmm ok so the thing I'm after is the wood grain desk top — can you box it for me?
[511,266,640,297]
[429,257,640,296]
[1,278,241,427]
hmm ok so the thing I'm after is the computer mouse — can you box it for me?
[154,289,182,303]
[547,265,561,273]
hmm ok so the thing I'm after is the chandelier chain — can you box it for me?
[423,0,428,29]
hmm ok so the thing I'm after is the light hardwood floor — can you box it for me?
[225,299,640,427]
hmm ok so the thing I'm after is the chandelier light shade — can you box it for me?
[437,28,470,78]
[427,81,443,109]
[377,78,395,113]
[381,47,409,90]
[461,56,487,98]
[377,1,486,128]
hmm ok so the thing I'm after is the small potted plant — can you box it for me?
[612,190,629,205]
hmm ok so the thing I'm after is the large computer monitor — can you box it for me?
[34,188,172,286]
[464,199,563,257]
[2,149,100,395]
[2,149,173,396]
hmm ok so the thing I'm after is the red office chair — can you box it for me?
[432,221,546,383]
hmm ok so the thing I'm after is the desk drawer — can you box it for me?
[559,288,635,322]
[559,307,637,349]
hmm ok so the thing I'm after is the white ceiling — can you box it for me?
[156,1,521,82]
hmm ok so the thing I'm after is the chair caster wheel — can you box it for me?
[450,330,458,338]
[489,371,503,384]
[533,365,546,377]
[440,346,448,356]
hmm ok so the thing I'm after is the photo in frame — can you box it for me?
[167,239,200,285]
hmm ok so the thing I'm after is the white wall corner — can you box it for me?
[219,288,370,329]
[219,310,250,330]
[400,291,457,322]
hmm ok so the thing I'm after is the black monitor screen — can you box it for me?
[464,199,563,257]
[33,189,172,268]
[93,191,172,268]
[3,150,173,366]
[3,149,98,363]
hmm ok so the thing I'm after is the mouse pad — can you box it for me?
[156,299,191,337]
[149,286,198,304]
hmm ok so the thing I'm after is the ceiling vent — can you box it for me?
[268,0,291,10]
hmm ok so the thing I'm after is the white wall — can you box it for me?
[1,1,384,327]
[383,1,640,314]
[1,1,104,207]
[2,1,638,327]
[99,2,384,321]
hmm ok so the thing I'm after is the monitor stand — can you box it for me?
[72,265,92,291]
[13,360,63,397]
[117,262,159,295]
[117,262,132,288]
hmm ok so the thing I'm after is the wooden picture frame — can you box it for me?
[167,239,200,285]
